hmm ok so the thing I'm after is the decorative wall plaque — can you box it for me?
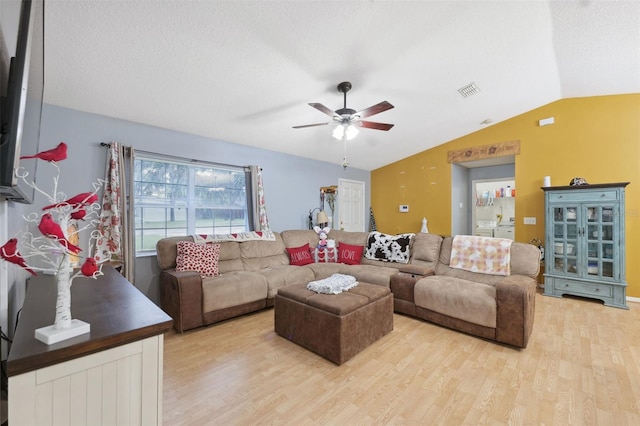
[447,140,520,163]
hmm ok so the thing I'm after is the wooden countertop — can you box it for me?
[7,265,172,376]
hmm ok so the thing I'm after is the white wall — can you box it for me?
[451,164,470,235]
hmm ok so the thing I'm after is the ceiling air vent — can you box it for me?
[458,82,480,98]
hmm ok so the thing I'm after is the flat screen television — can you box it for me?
[0,0,44,204]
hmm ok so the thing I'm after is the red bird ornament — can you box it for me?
[80,257,98,277]
[42,192,97,211]
[38,213,82,254]
[20,142,67,163]
[0,238,36,276]
[70,208,87,220]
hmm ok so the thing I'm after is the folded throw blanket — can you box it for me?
[193,231,276,243]
[450,235,512,276]
[307,274,358,294]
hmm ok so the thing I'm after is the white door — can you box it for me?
[338,179,365,231]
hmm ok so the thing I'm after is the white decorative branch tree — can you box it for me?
[0,142,109,344]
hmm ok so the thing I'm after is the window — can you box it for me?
[133,155,249,253]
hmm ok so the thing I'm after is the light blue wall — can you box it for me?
[468,163,515,183]
[451,164,469,235]
[6,104,370,307]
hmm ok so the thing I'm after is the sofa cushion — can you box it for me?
[286,243,314,266]
[338,243,363,265]
[303,262,395,287]
[156,236,193,270]
[306,262,345,279]
[341,264,398,288]
[365,232,414,264]
[240,232,289,270]
[414,275,497,328]
[261,265,315,298]
[175,241,220,277]
[410,233,443,265]
[327,230,369,247]
[281,229,321,249]
[202,271,268,312]
[217,241,244,273]
[360,257,405,270]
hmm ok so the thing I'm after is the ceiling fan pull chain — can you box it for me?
[342,136,349,169]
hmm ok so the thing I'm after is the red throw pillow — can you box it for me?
[176,241,220,277]
[338,242,364,265]
[286,243,314,266]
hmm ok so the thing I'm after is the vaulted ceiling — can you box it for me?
[43,1,640,170]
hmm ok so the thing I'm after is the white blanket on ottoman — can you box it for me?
[307,274,358,294]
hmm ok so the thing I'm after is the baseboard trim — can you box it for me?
[627,296,640,304]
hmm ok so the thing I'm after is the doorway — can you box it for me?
[451,158,515,237]
[472,178,516,240]
[338,179,365,231]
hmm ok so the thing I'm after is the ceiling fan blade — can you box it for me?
[309,103,337,118]
[359,121,394,131]
[354,101,394,119]
[292,122,330,129]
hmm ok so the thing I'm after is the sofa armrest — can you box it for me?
[399,264,435,277]
[160,269,204,333]
[495,275,537,348]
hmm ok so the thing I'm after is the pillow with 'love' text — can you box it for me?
[338,242,364,265]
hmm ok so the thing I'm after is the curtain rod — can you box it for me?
[99,142,257,170]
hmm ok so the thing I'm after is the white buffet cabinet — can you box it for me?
[7,266,172,425]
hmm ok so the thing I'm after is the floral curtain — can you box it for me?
[94,142,135,281]
[249,165,270,231]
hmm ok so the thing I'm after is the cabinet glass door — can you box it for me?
[585,205,616,279]
[552,206,578,275]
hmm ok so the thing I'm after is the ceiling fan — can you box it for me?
[293,81,395,141]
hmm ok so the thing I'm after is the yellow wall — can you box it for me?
[371,94,640,297]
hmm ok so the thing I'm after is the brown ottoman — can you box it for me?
[274,282,393,365]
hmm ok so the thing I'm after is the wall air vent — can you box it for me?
[458,82,480,98]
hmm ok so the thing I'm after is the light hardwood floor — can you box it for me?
[163,291,640,425]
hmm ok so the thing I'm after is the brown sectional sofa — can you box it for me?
[156,229,540,348]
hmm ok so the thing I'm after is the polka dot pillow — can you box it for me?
[176,241,221,277]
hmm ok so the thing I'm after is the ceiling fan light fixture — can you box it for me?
[332,124,359,140]
[345,124,359,140]
[331,125,343,140]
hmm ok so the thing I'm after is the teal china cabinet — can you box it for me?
[542,182,629,309]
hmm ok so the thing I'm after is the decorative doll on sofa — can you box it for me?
[313,226,331,248]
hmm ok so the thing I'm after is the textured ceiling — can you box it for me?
[42,1,640,170]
